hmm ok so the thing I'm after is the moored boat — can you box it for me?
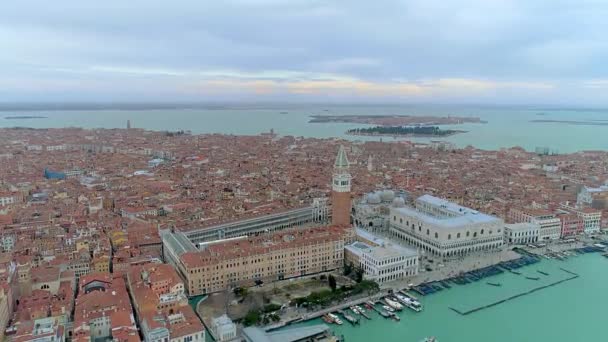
[420,337,438,342]
[382,305,395,313]
[394,293,423,312]
[384,297,403,311]
[328,313,343,325]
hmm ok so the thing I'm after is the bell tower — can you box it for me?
[332,145,352,226]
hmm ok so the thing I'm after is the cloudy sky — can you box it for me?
[2,0,608,105]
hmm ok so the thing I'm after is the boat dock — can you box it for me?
[338,310,359,325]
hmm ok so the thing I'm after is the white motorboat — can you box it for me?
[384,297,403,311]
[382,305,395,313]
[328,313,343,325]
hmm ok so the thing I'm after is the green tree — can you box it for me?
[344,263,353,276]
[243,310,261,327]
[355,266,364,283]
[328,274,337,292]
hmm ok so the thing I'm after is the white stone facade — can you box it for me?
[504,223,540,245]
[389,195,504,258]
[533,217,561,240]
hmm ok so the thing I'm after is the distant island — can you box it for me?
[347,126,466,137]
[531,119,608,126]
[4,115,47,120]
[310,114,484,126]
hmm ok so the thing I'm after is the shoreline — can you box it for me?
[277,238,606,328]
[530,119,608,126]
[345,130,467,138]
[309,114,485,126]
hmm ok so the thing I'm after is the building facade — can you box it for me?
[183,199,330,245]
[560,203,602,234]
[389,195,504,258]
[577,184,608,209]
[176,225,352,295]
[558,214,584,238]
[345,229,418,284]
[504,223,540,245]
[509,208,561,241]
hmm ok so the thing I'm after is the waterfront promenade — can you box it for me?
[265,290,390,331]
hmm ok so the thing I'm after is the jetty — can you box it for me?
[367,301,392,319]
[338,310,359,325]
[449,270,580,316]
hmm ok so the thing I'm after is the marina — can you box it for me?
[285,253,608,342]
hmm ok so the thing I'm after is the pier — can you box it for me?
[449,269,580,316]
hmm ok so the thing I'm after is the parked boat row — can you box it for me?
[366,300,402,322]
[338,310,359,325]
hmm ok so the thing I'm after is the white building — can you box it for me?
[504,223,540,245]
[1,235,15,252]
[345,229,418,285]
[577,185,608,207]
[148,158,164,168]
[389,195,504,258]
[0,194,17,207]
[211,314,238,341]
[532,215,561,240]
[46,144,66,151]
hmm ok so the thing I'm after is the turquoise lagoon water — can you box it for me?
[1,105,608,152]
[292,253,608,342]
[288,254,608,342]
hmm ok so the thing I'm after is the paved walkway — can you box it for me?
[265,290,390,330]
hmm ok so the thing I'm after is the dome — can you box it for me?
[380,190,395,202]
[366,193,381,204]
[392,197,405,208]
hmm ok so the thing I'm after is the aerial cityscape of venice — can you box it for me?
[2,1,608,342]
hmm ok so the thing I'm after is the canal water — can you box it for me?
[292,253,607,342]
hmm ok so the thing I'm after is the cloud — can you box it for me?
[0,0,607,104]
